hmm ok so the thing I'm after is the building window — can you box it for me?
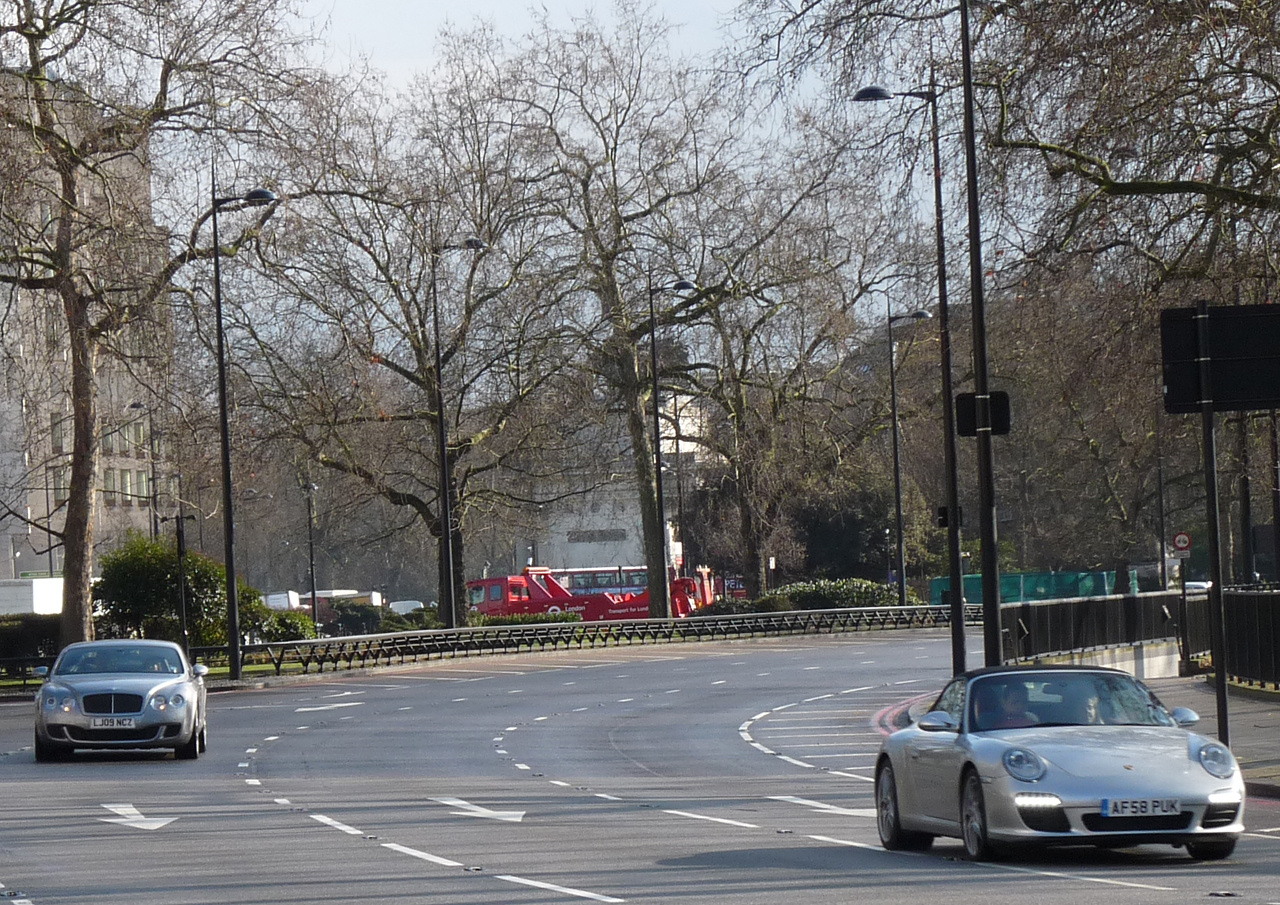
[51,414,65,455]
[136,470,149,506]
[102,429,115,455]
[103,469,116,506]
[52,468,69,505]
[120,469,133,506]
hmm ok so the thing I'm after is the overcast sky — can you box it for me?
[300,0,739,84]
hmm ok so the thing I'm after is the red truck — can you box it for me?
[467,567,714,621]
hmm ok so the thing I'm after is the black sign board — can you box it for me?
[1161,306,1280,414]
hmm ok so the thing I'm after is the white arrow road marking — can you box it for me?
[770,795,877,817]
[294,702,365,713]
[430,796,525,822]
[99,803,178,831]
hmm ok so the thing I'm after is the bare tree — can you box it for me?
[0,0,314,646]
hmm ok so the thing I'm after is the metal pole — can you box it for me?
[958,0,1003,666]
[148,411,159,539]
[211,164,242,680]
[1196,297,1230,745]
[888,301,908,607]
[430,251,456,628]
[306,485,319,630]
[921,85,967,674]
[175,502,190,655]
[649,286,671,619]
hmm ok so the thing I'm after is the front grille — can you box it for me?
[1082,812,1193,832]
[66,727,163,743]
[83,693,144,715]
[1018,807,1070,833]
[1201,803,1240,829]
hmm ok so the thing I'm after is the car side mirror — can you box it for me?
[1170,706,1199,727]
[33,666,48,678]
[916,711,960,733]
[192,664,210,678]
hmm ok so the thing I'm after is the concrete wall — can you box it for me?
[0,578,63,616]
[1032,639,1183,679]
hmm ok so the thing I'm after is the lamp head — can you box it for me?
[242,188,277,205]
[853,85,894,102]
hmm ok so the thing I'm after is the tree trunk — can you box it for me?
[59,296,100,648]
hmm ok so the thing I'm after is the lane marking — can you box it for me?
[810,833,879,851]
[294,702,365,713]
[980,862,1176,890]
[311,814,362,835]
[495,874,625,902]
[664,810,759,828]
[381,842,463,867]
[771,796,876,818]
[430,797,525,823]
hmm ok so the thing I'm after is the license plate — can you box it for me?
[90,717,135,729]
[1100,797,1180,817]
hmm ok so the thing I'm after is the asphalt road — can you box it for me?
[2,628,1278,904]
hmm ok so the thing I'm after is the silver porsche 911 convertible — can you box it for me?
[33,639,209,761]
[875,665,1244,861]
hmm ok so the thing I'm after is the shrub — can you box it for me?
[0,614,61,665]
[469,612,583,627]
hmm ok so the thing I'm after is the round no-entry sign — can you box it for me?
[1173,531,1192,552]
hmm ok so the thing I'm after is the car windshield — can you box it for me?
[969,672,1174,731]
[54,645,185,676]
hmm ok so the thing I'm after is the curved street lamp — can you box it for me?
[211,173,276,680]
[855,81,968,673]
[887,306,931,607]
[430,237,486,628]
[649,278,697,619]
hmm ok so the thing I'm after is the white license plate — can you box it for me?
[1100,797,1181,817]
[90,717,135,729]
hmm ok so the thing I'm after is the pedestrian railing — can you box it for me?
[190,602,985,676]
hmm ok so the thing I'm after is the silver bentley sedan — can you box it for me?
[875,665,1244,861]
[33,640,209,761]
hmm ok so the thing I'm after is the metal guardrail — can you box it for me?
[1223,590,1280,686]
[999,590,1205,664]
[188,603,986,676]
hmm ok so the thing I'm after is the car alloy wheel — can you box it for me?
[876,761,933,851]
[961,770,996,861]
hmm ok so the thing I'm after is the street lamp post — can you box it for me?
[887,305,931,607]
[210,171,276,680]
[648,279,697,619]
[957,0,1004,666]
[854,81,967,673]
[429,237,486,629]
[304,482,320,629]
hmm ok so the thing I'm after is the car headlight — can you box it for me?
[1198,743,1236,779]
[43,691,76,713]
[148,692,188,711]
[1003,747,1046,782]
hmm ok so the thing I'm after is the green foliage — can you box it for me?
[93,531,262,646]
[697,595,795,616]
[469,612,583,626]
[0,614,61,664]
[265,609,318,641]
[380,607,442,631]
[327,601,383,636]
[697,578,917,615]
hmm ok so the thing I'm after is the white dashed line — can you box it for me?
[311,814,362,835]
[664,809,759,828]
[381,842,462,867]
[494,874,625,902]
